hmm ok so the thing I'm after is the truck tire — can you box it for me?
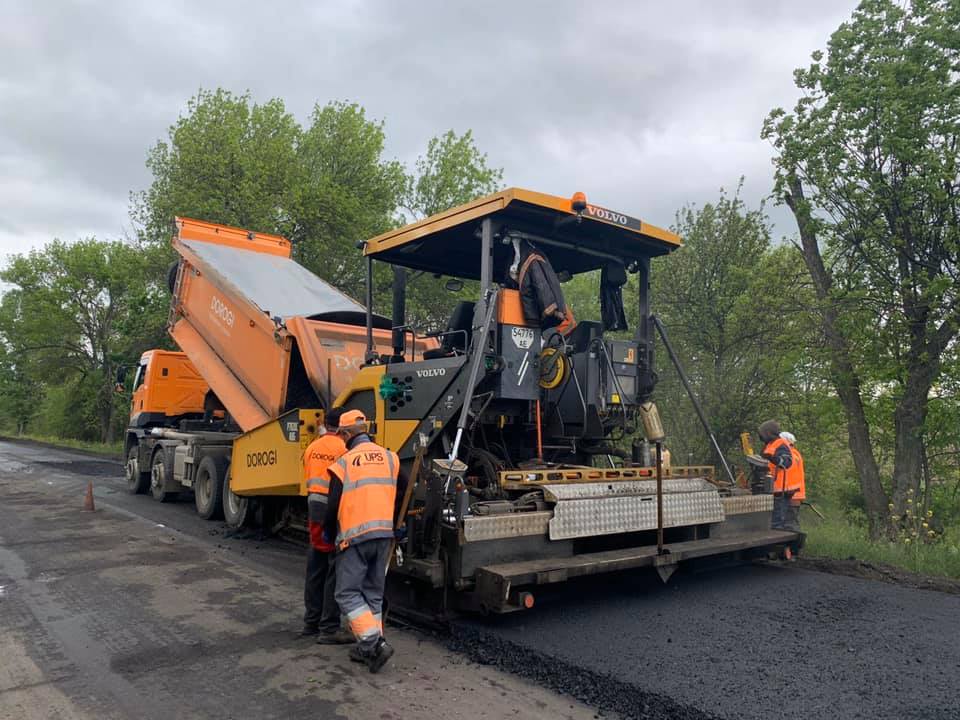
[194,455,226,520]
[222,464,249,528]
[150,447,179,503]
[125,443,150,495]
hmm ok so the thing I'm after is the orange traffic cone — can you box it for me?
[83,481,95,512]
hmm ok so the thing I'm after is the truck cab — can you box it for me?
[129,350,209,428]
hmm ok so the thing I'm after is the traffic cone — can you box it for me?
[83,481,95,512]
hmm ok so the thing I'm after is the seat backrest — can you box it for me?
[443,301,475,352]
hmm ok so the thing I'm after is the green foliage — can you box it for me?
[30,376,99,441]
[399,130,503,330]
[131,88,301,245]
[805,506,960,579]
[292,101,408,299]
[402,130,503,220]
[0,238,163,443]
[131,91,502,328]
[649,184,810,467]
[0,89,505,444]
[762,0,960,533]
[0,344,40,434]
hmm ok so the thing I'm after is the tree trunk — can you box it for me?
[890,363,934,524]
[785,177,889,537]
[98,375,116,445]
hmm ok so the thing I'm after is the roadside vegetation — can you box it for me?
[0,432,123,458]
[1,0,957,577]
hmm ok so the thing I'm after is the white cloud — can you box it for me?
[0,0,859,254]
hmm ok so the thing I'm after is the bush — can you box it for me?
[32,378,101,441]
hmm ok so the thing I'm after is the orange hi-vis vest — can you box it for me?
[764,437,804,500]
[329,440,399,549]
[303,432,347,496]
[788,445,806,502]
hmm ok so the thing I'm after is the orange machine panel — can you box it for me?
[497,288,530,327]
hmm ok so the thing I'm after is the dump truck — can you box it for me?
[122,218,434,525]
[125,191,802,617]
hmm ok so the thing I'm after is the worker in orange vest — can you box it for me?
[324,410,407,673]
[758,419,802,531]
[780,431,806,502]
[509,237,577,336]
[299,407,352,644]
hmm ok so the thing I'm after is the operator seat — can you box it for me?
[423,301,475,360]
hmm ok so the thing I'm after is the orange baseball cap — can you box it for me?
[338,409,367,430]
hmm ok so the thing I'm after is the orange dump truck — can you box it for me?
[123,217,431,526]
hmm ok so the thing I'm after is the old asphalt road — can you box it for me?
[2,439,959,720]
[0,439,598,720]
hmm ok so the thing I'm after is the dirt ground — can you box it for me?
[0,440,602,720]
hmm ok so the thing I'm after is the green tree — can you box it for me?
[131,88,301,245]
[402,130,503,220]
[650,186,808,467]
[0,345,40,435]
[292,101,407,299]
[400,130,504,329]
[762,0,960,536]
[131,90,503,330]
[0,239,163,443]
[131,92,409,301]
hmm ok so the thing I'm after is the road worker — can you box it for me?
[508,236,576,336]
[779,431,806,528]
[299,407,353,644]
[758,420,801,531]
[324,410,407,673]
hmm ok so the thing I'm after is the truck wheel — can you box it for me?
[125,444,150,495]
[222,464,249,528]
[150,448,178,503]
[194,455,225,520]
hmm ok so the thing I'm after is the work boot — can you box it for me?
[348,644,365,664]
[367,638,394,674]
[316,629,354,645]
[299,624,320,637]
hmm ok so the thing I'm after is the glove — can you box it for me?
[309,522,335,552]
[394,526,408,542]
[762,452,788,468]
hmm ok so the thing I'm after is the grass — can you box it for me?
[0,432,123,458]
[803,506,960,579]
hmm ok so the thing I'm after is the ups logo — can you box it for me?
[351,451,384,466]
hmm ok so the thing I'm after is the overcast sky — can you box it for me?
[0,1,859,258]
